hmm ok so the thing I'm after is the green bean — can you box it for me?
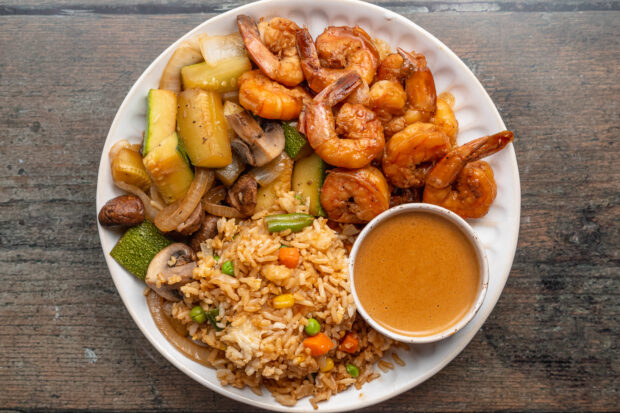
[265,213,314,233]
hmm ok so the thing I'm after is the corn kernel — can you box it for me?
[272,294,295,309]
[318,356,334,372]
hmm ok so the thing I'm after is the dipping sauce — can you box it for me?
[354,211,480,337]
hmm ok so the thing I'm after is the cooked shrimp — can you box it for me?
[368,80,407,121]
[346,79,370,106]
[431,94,458,145]
[373,49,439,137]
[300,72,385,168]
[376,53,407,82]
[423,131,514,218]
[399,48,437,121]
[296,26,380,92]
[320,166,390,223]
[382,122,451,188]
[237,15,304,87]
[238,70,311,120]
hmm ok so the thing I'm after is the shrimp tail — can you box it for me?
[237,15,279,81]
[314,72,362,107]
[397,48,427,71]
[467,130,514,162]
[296,27,323,89]
[398,47,437,117]
[427,131,514,189]
[237,15,261,39]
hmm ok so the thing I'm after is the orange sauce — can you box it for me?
[354,212,480,337]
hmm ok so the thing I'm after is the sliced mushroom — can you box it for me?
[225,102,285,167]
[145,243,196,302]
[226,174,258,217]
[253,121,285,167]
[175,203,203,236]
[230,137,256,166]
[190,214,220,252]
[226,108,263,142]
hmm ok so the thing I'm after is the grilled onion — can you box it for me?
[155,168,214,232]
[202,186,244,218]
[146,290,213,367]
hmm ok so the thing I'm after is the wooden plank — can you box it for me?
[0,8,618,412]
[1,0,619,14]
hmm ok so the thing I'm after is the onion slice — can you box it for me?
[159,40,203,93]
[248,152,288,186]
[203,201,245,218]
[155,168,214,232]
[196,33,247,67]
[202,186,244,218]
[146,290,213,367]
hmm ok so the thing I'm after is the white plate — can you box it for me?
[96,0,520,410]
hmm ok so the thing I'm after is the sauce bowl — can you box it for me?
[349,203,489,344]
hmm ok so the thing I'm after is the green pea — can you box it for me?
[305,318,321,336]
[346,363,359,378]
[190,306,206,324]
[221,260,234,276]
[213,254,220,261]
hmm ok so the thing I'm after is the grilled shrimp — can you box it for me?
[296,26,380,92]
[431,92,458,145]
[376,52,407,83]
[238,70,311,120]
[237,15,304,87]
[399,48,437,121]
[368,79,407,121]
[382,122,452,188]
[320,166,390,223]
[423,131,514,218]
[374,49,439,137]
[300,72,385,168]
[346,79,371,106]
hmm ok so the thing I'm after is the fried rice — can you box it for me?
[163,190,401,407]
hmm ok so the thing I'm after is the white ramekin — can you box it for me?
[349,203,489,344]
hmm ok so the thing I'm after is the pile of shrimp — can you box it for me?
[236,15,514,222]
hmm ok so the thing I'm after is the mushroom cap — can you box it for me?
[252,121,285,167]
[225,104,285,167]
[145,243,196,302]
[226,174,258,217]
[175,203,203,235]
[231,137,256,166]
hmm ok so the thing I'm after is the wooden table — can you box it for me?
[1,0,618,411]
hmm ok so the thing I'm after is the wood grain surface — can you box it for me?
[1,0,618,411]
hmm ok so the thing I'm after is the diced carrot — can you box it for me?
[278,247,300,269]
[339,332,359,353]
[303,332,333,356]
